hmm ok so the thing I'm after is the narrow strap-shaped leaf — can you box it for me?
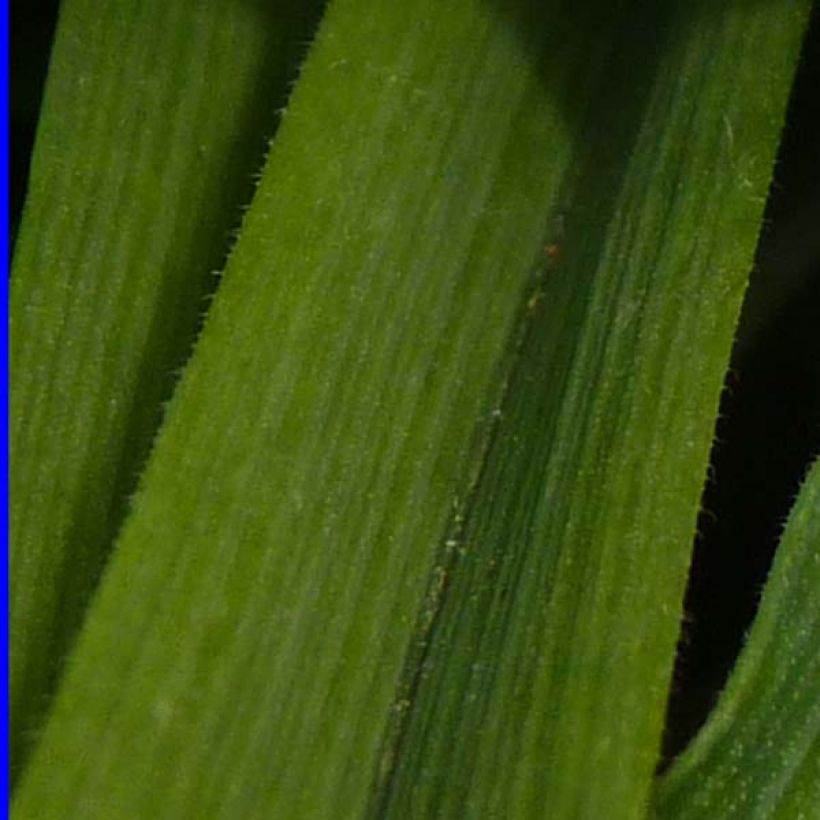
[12,0,584,815]
[11,1,810,818]
[10,0,323,779]
[653,458,820,819]
[372,2,811,817]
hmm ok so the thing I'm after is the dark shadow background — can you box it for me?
[661,3,820,764]
[10,0,820,770]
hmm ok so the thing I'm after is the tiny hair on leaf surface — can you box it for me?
[653,457,820,819]
[13,0,578,815]
[9,0,324,782]
[9,0,814,817]
[371,1,811,816]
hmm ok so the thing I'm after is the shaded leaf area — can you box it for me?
[372,1,811,817]
[663,7,820,759]
[654,458,820,818]
[10,0,325,783]
[12,0,581,816]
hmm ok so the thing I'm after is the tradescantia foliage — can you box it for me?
[653,458,820,819]
[10,0,814,817]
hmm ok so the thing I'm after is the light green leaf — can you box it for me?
[10,0,322,778]
[653,458,820,819]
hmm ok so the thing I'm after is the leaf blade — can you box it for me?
[375,2,811,816]
[654,458,820,819]
[10,0,323,779]
[13,1,577,816]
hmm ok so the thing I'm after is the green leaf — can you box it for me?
[372,2,811,817]
[12,1,577,815]
[11,0,811,817]
[653,458,820,819]
[10,0,322,778]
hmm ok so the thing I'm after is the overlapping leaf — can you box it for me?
[654,458,820,819]
[10,0,812,817]
[10,0,323,778]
